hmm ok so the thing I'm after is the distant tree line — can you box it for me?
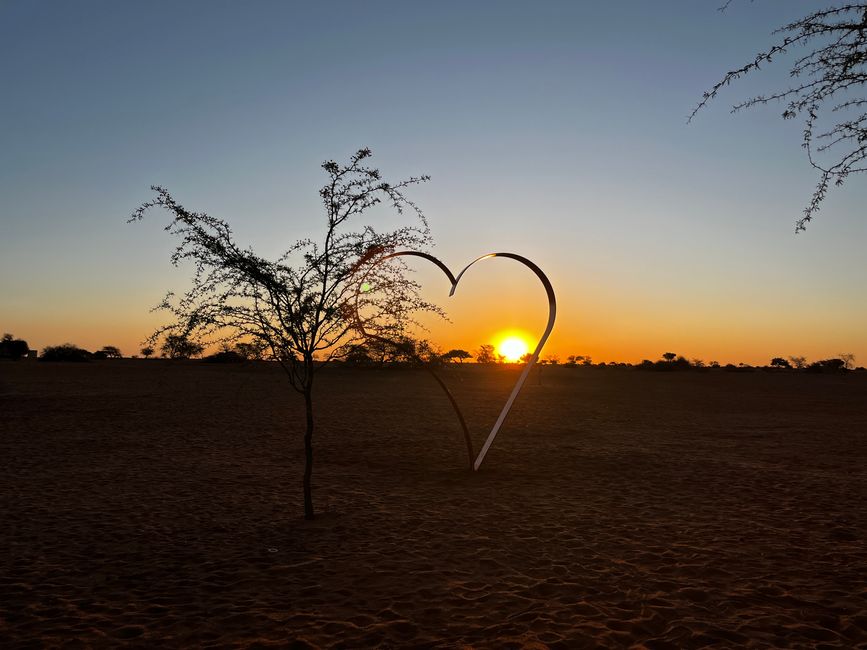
[6,330,862,373]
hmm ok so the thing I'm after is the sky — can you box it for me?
[2,0,866,365]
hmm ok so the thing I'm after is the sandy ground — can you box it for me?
[1,360,867,648]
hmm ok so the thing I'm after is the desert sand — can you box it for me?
[1,360,866,648]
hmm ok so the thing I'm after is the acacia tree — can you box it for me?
[692,4,867,231]
[131,148,438,519]
[443,349,472,364]
[98,345,123,359]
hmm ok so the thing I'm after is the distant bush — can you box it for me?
[40,344,92,362]
[636,355,694,372]
[160,334,204,360]
[96,345,122,359]
[805,358,846,374]
[723,363,755,373]
[234,341,266,360]
[0,333,30,360]
[203,350,245,363]
[92,346,122,360]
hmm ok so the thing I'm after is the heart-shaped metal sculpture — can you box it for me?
[353,251,556,471]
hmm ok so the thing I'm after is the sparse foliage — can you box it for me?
[693,4,867,230]
[476,344,496,364]
[140,346,154,359]
[131,148,436,519]
[234,341,267,361]
[160,334,204,360]
[839,352,856,370]
[789,355,808,369]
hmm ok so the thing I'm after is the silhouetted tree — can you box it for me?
[140,346,154,359]
[0,333,29,360]
[160,334,204,360]
[234,341,266,360]
[204,348,245,363]
[98,345,122,359]
[40,344,91,362]
[693,3,867,230]
[806,358,847,373]
[770,357,791,369]
[131,148,436,520]
[345,343,373,365]
[789,355,808,369]
[476,344,496,364]
[442,349,472,364]
[414,339,443,366]
[662,352,677,363]
[839,352,856,370]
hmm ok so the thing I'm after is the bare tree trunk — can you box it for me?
[303,385,315,520]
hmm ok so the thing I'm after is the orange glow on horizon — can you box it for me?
[494,332,532,362]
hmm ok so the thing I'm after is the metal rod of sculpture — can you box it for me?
[353,251,556,471]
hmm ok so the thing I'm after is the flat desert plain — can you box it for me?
[1,360,866,648]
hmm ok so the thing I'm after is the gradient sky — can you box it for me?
[2,1,866,365]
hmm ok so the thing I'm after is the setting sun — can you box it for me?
[497,336,530,362]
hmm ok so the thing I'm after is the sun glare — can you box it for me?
[498,336,530,362]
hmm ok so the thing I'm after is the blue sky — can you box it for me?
[2,1,865,363]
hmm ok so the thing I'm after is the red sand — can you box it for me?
[2,361,866,647]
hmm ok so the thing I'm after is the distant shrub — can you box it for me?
[96,345,122,359]
[234,341,266,360]
[345,344,373,366]
[805,358,846,374]
[40,344,92,362]
[636,356,693,372]
[203,350,245,363]
[723,363,755,373]
[160,334,204,360]
[0,333,30,360]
